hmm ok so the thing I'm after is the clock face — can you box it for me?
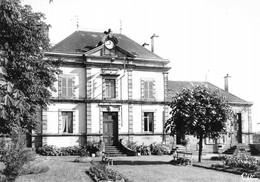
[104,40,114,49]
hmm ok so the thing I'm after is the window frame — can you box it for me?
[61,111,73,133]
[143,112,154,132]
[141,79,155,100]
[58,75,76,98]
[102,76,118,100]
[104,79,116,99]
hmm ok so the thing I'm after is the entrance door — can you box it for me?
[237,113,242,143]
[103,112,118,145]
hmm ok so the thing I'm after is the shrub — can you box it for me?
[21,164,49,175]
[87,162,129,182]
[36,144,96,156]
[223,152,260,171]
[125,141,138,151]
[0,133,35,181]
[150,143,170,155]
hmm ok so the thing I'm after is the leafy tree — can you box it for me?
[165,85,233,162]
[0,0,60,134]
[0,0,60,180]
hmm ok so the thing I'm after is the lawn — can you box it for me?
[1,156,93,182]
[0,155,243,182]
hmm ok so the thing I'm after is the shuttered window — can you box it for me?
[58,76,75,98]
[141,79,155,100]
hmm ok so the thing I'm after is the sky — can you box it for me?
[22,0,260,131]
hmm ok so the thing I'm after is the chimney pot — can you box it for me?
[224,74,231,92]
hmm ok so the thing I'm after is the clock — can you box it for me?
[104,40,114,50]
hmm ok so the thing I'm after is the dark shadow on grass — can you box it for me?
[113,160,181,166]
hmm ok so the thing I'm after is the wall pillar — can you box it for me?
[86,67,92,143]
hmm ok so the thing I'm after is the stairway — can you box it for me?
[105,145,127,157]
[222,144,250,155]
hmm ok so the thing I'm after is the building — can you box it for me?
[34,30,171,148]
[168,81,253,153]
[33,30,253,154]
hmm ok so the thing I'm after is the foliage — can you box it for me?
[0,0,61,134]
[0,131,35,181]
[125,141,170,155]
[36,144,98,156]
[223,152,260,171]
[125,140,138,151]
[150,143,170,155]
[21,163,49,175]
[165,85,233,162]
[87,162,129,182]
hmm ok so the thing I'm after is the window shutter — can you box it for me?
[115,79,118,98]
[152,80,156,100]
[58,110,62,134]
[72,111,76,133]
[72,77,76,98]
[141,112,144,132]
[58,76,62,98]
[141,79,144,100]
[153,111,156,132]
[102,78,105,99]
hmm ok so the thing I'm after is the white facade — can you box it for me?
[34,31,171,147]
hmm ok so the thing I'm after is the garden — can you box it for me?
[209,151,260,179]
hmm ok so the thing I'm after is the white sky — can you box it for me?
[22,0,260,131]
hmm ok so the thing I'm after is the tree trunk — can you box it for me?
[198,134,203,162]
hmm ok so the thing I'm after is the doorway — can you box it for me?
[103,112,118,145]
[237,113,242,143]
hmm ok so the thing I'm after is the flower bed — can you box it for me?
[211,152,260,179]
[86,162,130,182]
[125,141,170,156]
[36,144,99,156]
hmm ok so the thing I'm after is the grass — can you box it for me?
[0,156,93,182]
[0,155,245,182]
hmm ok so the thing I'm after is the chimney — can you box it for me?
[150,34,158,52]
[224,74,231,92]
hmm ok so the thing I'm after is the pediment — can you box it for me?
[84,45,135,58]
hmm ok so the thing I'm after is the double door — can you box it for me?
[103,112,118,145]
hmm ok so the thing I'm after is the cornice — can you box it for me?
[50,98,168,105]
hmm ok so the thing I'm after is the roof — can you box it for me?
[167,81,252,105]
[50,30,162,60]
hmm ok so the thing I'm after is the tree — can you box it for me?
[165,85,233,162]
[0,0,60,134]
[0,0,60,180]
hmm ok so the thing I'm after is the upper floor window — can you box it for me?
[104,79,116,99]
[58,75,75,98]
[141,79,155,100]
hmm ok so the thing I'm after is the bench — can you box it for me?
[102,155,113,166]
[173,151,193,165]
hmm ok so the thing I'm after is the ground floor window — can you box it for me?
[144,112,154,132]
[62,111,73,133]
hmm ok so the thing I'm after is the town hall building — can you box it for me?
[33,29,253,154]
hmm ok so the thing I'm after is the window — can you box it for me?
[61,77,73,97]
[144,112,154,132]
[62,111,73,133]
[104,79,115,99]
[142,80,155,100]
